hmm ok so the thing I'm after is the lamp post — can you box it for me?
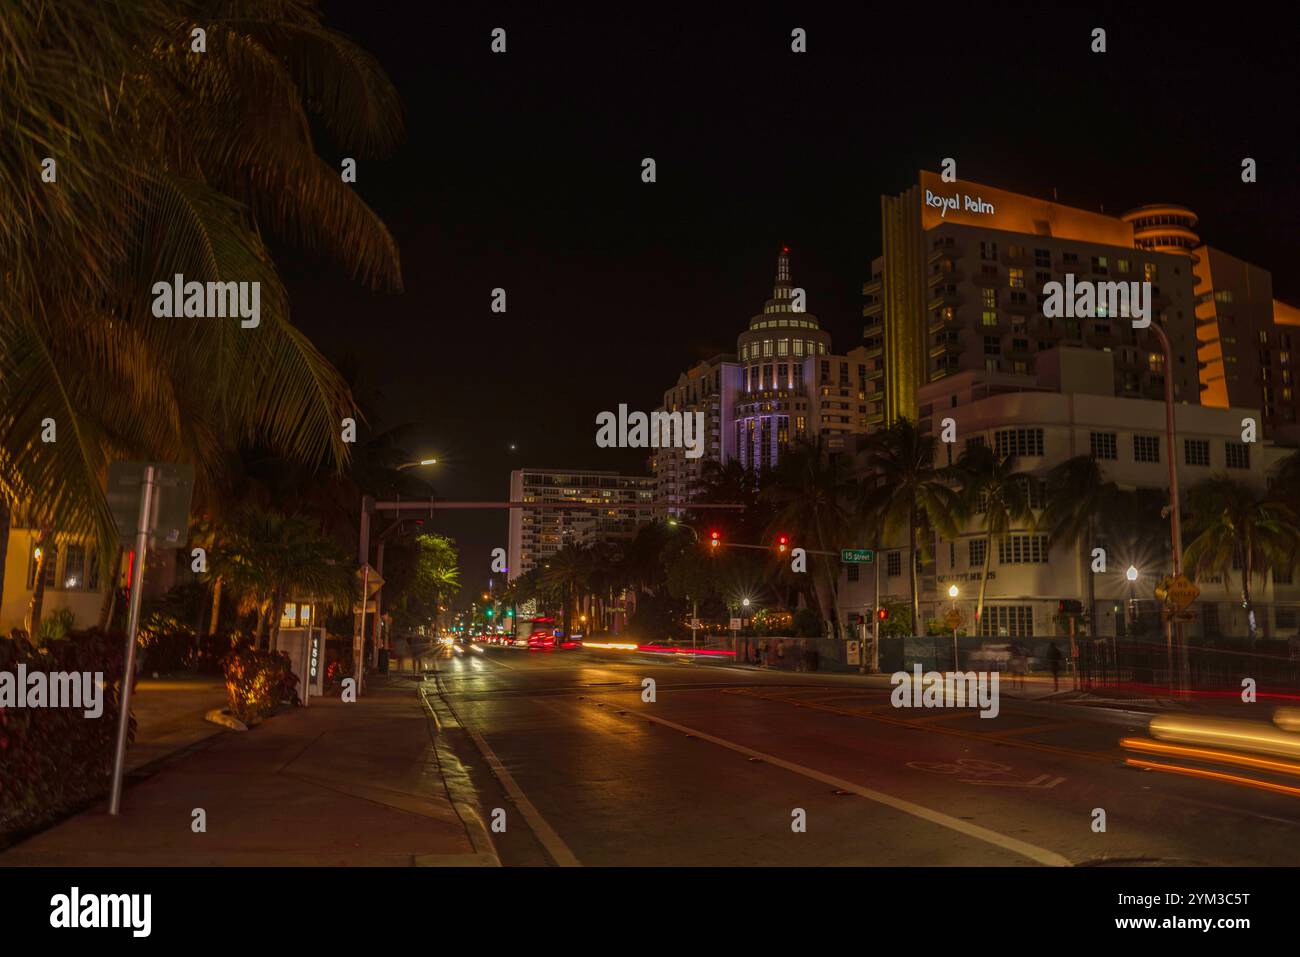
[948,583,960,671]
[1148,322,1188,692]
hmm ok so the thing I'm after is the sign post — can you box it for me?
[105,461,194,816]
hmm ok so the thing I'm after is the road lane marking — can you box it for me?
[429,675,582,867]
[632,711,1073,867]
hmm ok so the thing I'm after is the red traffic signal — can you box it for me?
[710,530,721,548]
[876,607,889,621]
[777,534,788,553]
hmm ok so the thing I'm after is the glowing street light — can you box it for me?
[1126,564,1139,582]
[396,457,438,471]
[948,584,959,598]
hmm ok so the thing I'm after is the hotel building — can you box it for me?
[863,171,1202,428]
[1115,204,1300,442]
[506,469,656,580]
[835,347,1297,640]
[654,249,871,510]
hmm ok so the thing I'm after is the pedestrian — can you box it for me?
[776,640,786,669]
[1009,637,1027,690]
[1047,640,1063,691]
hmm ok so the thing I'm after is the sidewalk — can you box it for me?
[0,676,491,866]
[126,676,229,772]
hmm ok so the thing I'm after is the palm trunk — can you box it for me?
[268,589,286,651]
[98,546,123,630]
[814,514,842,639]
[255,599,270,649]
[208,574,224,635]
[976,532,994,627]
[26,536,49,637]
[1085,516,1097,638]
[909,521,920,635]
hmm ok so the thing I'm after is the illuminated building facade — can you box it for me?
[864,172,1201,427]
[653,249,871,510]
[506,469,655,579]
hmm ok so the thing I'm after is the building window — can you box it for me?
[778,339,789,356]
[1148,352,1165,373]
[1184,438,1211,467]
[847,564,860,582]
[983,336,1001,355]
[62,544,86,589]
[980,605,1034,638]
[1089,432,1118,460]
[1133,434,1161,463]
[1091,256,1108,274]
[1145,263,1158,282]
[993,428,1044,458]
[793,339,804,356]
[969,539,987,568]
[998,534,1049,565]
[980,241,998,260]
[1009,268,1025,289]
[1225,442,1250,469]
[887,551,902,577]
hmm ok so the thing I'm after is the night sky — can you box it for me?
[278,2,1300,595]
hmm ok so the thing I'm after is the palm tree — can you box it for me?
[948,444,1036,627]
[539,545,591,646]
[210,505,354,650]
[1039,455,1122,636]
[763,436,855,638]
[1,1,403,583]
[858,419,961,631]
[1183,476,1299,641]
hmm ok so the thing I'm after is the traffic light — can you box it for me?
[485,607,494,618]
[776,534,788,553]
[876,607,889,621]
[1057,599,1084,615]
[710,530,721,549]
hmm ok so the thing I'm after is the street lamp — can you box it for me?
[396,458,438,471]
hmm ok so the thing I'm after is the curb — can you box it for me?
[416,684,501,867]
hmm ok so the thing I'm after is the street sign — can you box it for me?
[1156,573,1200,611]
[690,618,701,629]
[841,549,875,564]
[729,617,742,630]
[106,461,194,549]
[943,609,964,631]
[846,640,861,665]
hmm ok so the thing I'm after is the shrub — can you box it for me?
[793,607,823,637]
[0,628,133,847]
[36,607,77,645]
[221,647,298,724]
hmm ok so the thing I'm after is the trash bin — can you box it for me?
[378,649,389,674]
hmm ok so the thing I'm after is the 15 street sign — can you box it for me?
[841,549,875,564]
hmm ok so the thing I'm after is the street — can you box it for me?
[429,645,1300,867]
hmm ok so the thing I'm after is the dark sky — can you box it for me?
[280,2,1300,597]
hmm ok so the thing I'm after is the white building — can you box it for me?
[835,347,1297,640]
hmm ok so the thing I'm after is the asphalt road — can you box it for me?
[427,644,1300,867]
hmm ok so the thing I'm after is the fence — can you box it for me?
[1074,637,1300,694]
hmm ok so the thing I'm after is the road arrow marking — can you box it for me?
[962,773,1065,789]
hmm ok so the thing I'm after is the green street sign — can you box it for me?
[841,549,875,564]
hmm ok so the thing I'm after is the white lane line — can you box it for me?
[463,726,582,868]
[635,710,1072,868]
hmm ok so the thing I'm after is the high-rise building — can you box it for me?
[654,249,871,508]
[864,172,1202,427]
[506,469,656,580]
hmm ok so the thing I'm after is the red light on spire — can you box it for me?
[782,245,790,253]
